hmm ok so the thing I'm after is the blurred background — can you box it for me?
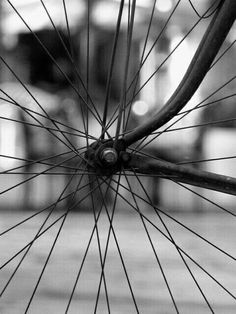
[0,2,236,313]
[0,0,236,211]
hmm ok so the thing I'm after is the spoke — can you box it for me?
[128,145,236,171]
[123,171,179,313]
[101,0,125,138]
[0,216,66,270]
[0,178,96,238]
[151,116,236,134]
[111,176,236,260]
[65,178,111,313]
[104,0,181,136]
[177,93,236,116]
[0,88,93,167]
[133,71,236,154]
[0,60,90,158]
[112,183,236,301]
[85,0,90,145]
[24,171,85,312]
[0,153,80,196]
[97,175,140,313]
[108,176,223,310]
[0,114,90,140]
[0,58,77,147]
[98,1,235,145]
[123,0,158,133]
[0,146,86,174]
[134,46,236,153]
[5,1,107,130]
[40,0,93,106]
[179,246,236,302]
[62,0,74,57]
[127,153,236,195]
[139,209,236,301]
[171,180,236,218]
[125,0,180,96]
[2,172,96,175]
[93,178,118,313]
[0,95,96,140]
[10,0,111,139]
[131,0,222,101]
[188,0,222,19]
[104,0,195,133]
[114,0,136,145]
[211,38,236,68]
[122,0,131,133]
[39,0,103,140]
[0,149,87,175]
[135,74,236,154]
[39,0,90,145]
[108,172,169,178]
[0,162,82,297]
[101,7,197,140]
[130,172,215,312]
[89,176,111,313]
[0,177,101,272]
[179,155,236,165]
[123,0,236,146]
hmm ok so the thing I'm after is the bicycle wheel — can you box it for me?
[0,0,236,313]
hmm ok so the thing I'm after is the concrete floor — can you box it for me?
[0,210,236,313]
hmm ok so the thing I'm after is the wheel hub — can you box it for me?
[85,139,129,176]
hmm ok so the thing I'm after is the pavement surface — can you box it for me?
[0,210,236,314]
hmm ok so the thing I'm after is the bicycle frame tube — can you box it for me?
[128,154,236,196]
[124,0,236,146]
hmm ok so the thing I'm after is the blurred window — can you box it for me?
[18,29,78,89]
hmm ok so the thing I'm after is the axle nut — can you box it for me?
[100,148,118,166]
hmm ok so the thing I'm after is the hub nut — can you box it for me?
[100,148,118,166]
